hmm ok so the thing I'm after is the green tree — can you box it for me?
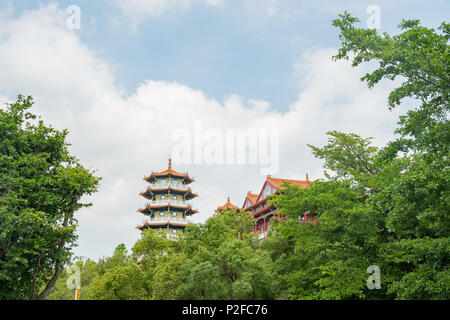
[333,12,449,157]
[266,13,449,300]
[48,244,141,300]
[84,263,149,300]
[82,210,277,300]
[333,13,449,299]
[174,210,275,300]
[0,95,100,300]
[266,177,384,299]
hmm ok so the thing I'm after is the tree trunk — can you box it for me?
[29,252,43,299]
[34,195,80,300]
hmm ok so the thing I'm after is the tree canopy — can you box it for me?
[264,13,449,299]
[0,96,100,300]
[49,210,277,300]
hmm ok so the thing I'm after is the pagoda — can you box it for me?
[216,197,239,213]
[136,159,198,237]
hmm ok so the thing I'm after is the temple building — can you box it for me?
[136,159,198,237]
[216,197,239,213]
[242,174,312,239]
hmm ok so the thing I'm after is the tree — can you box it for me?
[81,210,277,300]
[0,95,100,300]
[265,14,448,300]
[84,263,149,300]
[146,210,276,300]
[266,176,385,299]
[174,210,275,300]
[333,12,449,157]
[47,244,143,300]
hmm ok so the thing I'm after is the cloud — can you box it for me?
[0,4,403,259]
[115,0,191,18]
[0,94,11,107]
[113,0,224,32]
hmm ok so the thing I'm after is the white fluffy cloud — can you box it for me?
[114,0,224,32]
[0,4,403,259]
[115,0,191,18]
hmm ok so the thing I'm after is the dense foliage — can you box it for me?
[264,13,449,299]
[49,210,278,300]
[0,96,100,300]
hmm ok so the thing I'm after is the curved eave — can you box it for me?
[143,174,195,184]
[185,209,199,216]
[140,187,198,200]
[217,205,240,211]
[136,222,189,230]
[138,205,198,215]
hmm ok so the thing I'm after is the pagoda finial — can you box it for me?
[306,173,309,182]
[227,197,230,203]
[168,158,172,170]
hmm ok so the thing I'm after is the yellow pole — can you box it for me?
[75,287,80,300]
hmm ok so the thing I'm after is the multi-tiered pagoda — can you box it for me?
[137,159,198,236]
[216,197,239,213]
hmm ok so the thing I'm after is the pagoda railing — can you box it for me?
[149,199,190,206]
[149,183,189,191]
[142,217,191,225]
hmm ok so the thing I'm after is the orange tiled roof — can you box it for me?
[266,175,310,190]
[246,191,258,205]
[144,159,194,183]
[244,174,311,212]
[217,197,239,211]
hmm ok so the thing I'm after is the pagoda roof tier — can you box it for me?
[140,186,198,200]
[136,218,190,230]
[144,159,194,184]
[217,197,239,211]
[245,191,258,205]
[136,223,187,231]
[138,202,199,216]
